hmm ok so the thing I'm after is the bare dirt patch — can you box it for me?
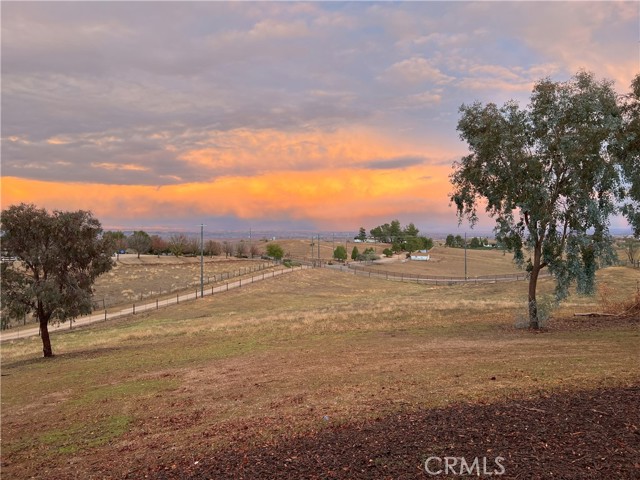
[149,384,640,479]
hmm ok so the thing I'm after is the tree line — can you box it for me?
[356,220,434,253]
[103,230,262,259]
[444,235,491,249]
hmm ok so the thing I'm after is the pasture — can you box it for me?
[1,262,638,479]
[360,246,522,278]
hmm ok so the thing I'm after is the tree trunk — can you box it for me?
[528,243,542,329]
[40,317,53,357]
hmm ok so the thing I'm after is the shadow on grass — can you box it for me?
[2,346,126,370]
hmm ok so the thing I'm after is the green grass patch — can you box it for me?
[39,414,131,455]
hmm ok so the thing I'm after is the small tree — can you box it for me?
[103,231,127,255]
[150,235,168,256]
[249,243,261,258]
[235,241,248,258]
[1,204,113,357]
[128,230,151,258]
[624,238,639,265]
[351,246,359,261]
[420,236,434,250]
[357,227,367,242]
[333,245,347,262]
[469,237,482,249]
[168,234,188,257]
[445,234,455,247]
[383,248,393,257]
[222,241,234,258]
[205,240,222,257]
[452,71,621,329]
[266,243,284,261]
[183,237,199,256]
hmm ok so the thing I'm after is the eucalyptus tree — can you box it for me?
[451,71,622,329]
[615,74,640,236]
[1,204,113,357]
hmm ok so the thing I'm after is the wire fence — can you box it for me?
[325,262,552,284]
[0,265,308,339]
[93,261,275,310]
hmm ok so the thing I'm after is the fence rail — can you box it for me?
[94,261,275,310]
[0,265,307,340]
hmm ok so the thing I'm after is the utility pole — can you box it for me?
[200,224,205,298]
[317,234,320,260]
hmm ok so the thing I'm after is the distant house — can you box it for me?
[410,254,430,261]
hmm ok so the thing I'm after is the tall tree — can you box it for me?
[127,230,151,258]
[357,227,367,242]
[351,246,360,261]
[615,74,640,236]
[1,204,113,357]
[403,222,420,238]
[451,71,621,329]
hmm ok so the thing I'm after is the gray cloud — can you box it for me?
[2,1,636,191]
[363,156,427,170]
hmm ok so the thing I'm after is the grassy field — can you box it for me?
[360,245,522,277]
[93,255,272,308]
[265,238,392,261]
[1,265,638,479]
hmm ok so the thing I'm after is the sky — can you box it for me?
[1,1,638,235]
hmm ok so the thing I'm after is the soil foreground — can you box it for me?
[145,384,639,480]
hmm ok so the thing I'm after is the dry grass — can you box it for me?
[360,246,522,277]
[265,238,391,261]
[1,266,638,479]
[93,257,269,307]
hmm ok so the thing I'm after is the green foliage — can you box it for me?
[469,237,482,249]
[266,243,284,261]
[420,236,434,250]
[445,234,455,247]
[614,74,640,236]
[1,203,113,356]
[351,246,359,261]
[333,245,347,261]
[357,227,367,242]
[452,71,622,328]
[403,236,423,253]
[382,248,393,257]
[623,238,639,264]
[357,247,379,262]
[445,234,465,248]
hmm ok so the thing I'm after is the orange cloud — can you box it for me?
[176,126,451,174]
[1,163,454,230]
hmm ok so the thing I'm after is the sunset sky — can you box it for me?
[2,1,638,235]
